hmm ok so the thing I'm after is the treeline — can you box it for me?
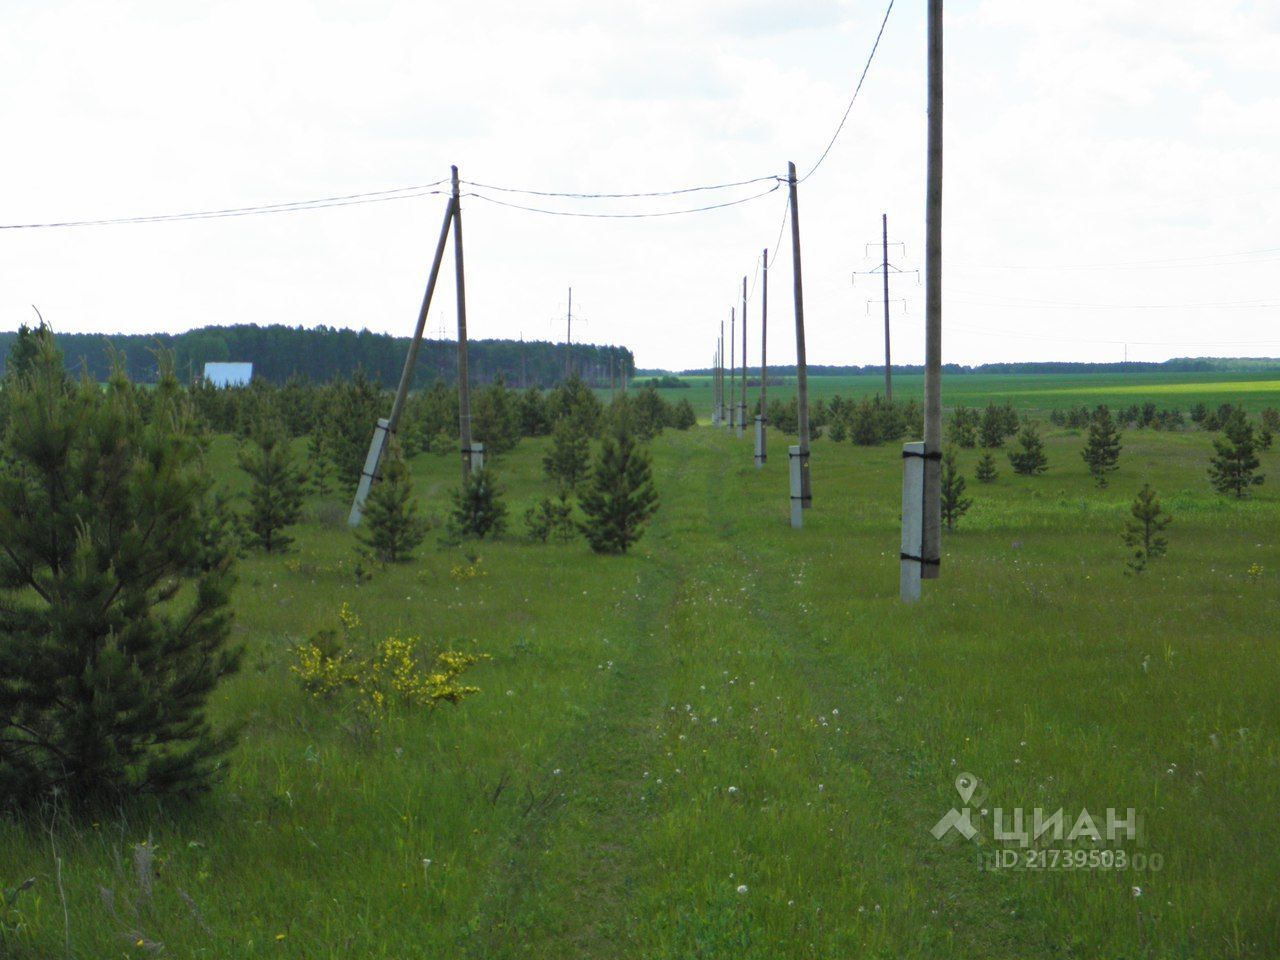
[674,358,1280,377]
[0,323,634,388]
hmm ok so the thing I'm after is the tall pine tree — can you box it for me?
[578,427,658,554]
[0,344,241,805]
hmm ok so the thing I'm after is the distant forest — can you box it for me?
[669,358,1280,377]
[0,323,634,388]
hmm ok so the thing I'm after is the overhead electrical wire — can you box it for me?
[458,175,780,200]
[797,0,896,183]
[462,182,783,219]
[0,181,451,230]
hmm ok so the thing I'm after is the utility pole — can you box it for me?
[755,249,768,468]
[453,165,475,480]
[348,189,455,526]
[729,308,736,431]
[565,286,572,379]
[922,0,943,581]
[739,275,748,437]
[787,160,812,511]
[853,215,916,403]
[882,214,893,401]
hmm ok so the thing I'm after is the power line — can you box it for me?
[0,181,451,230]
[459,174,779,199]
[798,0,896,184]
[462,182,782,218]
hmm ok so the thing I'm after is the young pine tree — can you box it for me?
[449,467,507,539]
[974,451,998,483]
[307,430,335,498]
[543,417,591,490]
[1082,405,1123,487]
[948,406,978,448]
[578,427,659,555]
[357,442,428,563]
[1008,422,1049,476]
[239,423,305,552]
[1208,414,1264,498]
[1123,484,1172,573]
[978,403,1007,448]
[524,489,577,543]
[0,345,241,805]
[940,447,973,531]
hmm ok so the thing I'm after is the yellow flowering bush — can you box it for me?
[291,605,487,720]
[449,557,486,582]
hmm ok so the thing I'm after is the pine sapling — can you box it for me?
[1082,405,1123,487]
[239,423,305,552]
[940,446,973,530]
[1123,484,1172,573]
[357,441,428,563]
[578,426,658,554]
[1208,414,1264,498]
[1008,422,1049,476]
[448,467,507,539]
[974,451,998,483]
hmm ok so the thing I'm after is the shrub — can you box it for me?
[291,604,486,719]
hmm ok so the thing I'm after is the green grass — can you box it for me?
[3,408,1279,958]
[664,371,1280,416]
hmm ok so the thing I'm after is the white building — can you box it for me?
[203,362,253,387]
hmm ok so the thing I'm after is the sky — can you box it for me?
[2,0,1279,371]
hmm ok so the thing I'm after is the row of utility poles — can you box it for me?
[713,0,943,602]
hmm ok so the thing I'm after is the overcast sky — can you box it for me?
[3,0,1278,370]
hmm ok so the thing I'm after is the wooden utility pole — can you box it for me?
[787,161,811,508]
[348,192,455,526]
[922,0,943,579]
[729,307,736,430]
[881,213,893,402]
[739,275,748,436]
[452,165,474,479]
[756,249,768,468]
[719,320,726,426]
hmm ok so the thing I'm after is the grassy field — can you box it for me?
[664,371,1280,415]
[3,380,1279,958]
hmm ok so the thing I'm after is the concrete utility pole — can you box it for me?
[787,160,812,511]
[453,165,476,480]
[739,275,748,437]
[719,319,726,426]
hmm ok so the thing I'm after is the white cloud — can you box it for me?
[1,0,1277,369]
